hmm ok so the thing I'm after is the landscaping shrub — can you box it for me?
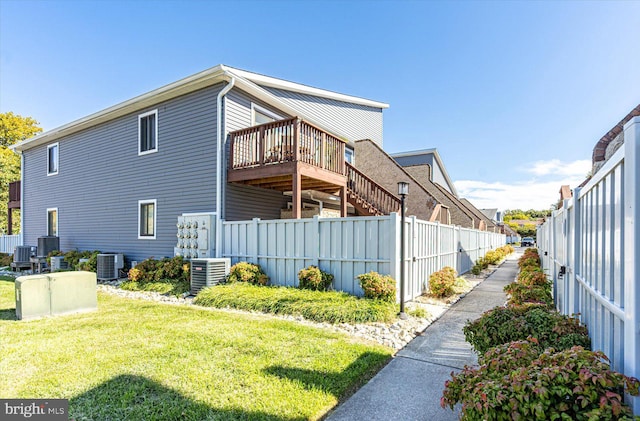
[194,282,398,324]
[471,257,488,275]
[442,339,640,421]
[298,265,334,291]
[0,252,12,267]
[504,282,553,306]
[518,268,550,288]
[228,262,269,285]
[77,251,102,272]
[428,266,457,298]
[407,307,427,318]
[357,271,396,303]
[46,249,102,270]
[122,256,190,296]
[463,304,590,355]
[518,248,540,268]
[483,250,503,265]
[129,256,189,284]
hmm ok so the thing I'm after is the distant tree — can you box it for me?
[0,112,43,234]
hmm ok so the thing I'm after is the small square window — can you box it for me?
[47,208,58,236]
[251,104,282,126]
[47,143,59,175]
[138,199,156,239]
[138,110,158,155]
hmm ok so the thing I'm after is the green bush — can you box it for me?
[46,249,101,270]
[77,251,102,272]
[228,262,269,285]
[0,252,12,267]
[357,271,396,303]
[471,257,489,275]
[298,265,334,291]
[128,256,189,284]
[428,266,457,298]
[483,250,503,265]
[504,282,553,306]
[442,339,640,420]
[518,269,550,288]
[463,304,590,355]
[194,282,398,324]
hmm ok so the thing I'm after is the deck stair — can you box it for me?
[345,163,401,216]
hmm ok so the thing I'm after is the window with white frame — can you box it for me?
[138,199,156,239]
[345,148,354,164]
[138,110,158,155]
[251,103,282,125]
[47,143,59,175]
[47,208,58,236]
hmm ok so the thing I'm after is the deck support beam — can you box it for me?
[292,171,302,219]
[339,185,348,217]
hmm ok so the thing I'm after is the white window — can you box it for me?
[251,103,282,125]
[138,110,158,155]
[138,199,156,239]
[47,143,59,175]
[47,208,58,236]
[345,148,354,164]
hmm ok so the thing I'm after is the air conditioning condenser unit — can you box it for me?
[190,258,230,295]
[96,253,124,281]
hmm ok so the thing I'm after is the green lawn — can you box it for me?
[0,278,393,420]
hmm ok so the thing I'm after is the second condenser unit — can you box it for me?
[190,258,230,295]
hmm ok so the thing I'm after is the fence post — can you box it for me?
[436,221,442,270]
[252,218,260,263]
[623,116,640,413]
[571,188,582,317]
[312,215,320,267]
[389,213,401,303]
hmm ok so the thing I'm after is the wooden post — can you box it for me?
[7,209,12,235]
[339,185,348,217]
[294,119,300,162]
[259,126,265,165]
[292,170,301,219]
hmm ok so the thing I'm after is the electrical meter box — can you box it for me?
[175,212,216,259]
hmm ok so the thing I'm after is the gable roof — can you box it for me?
[480,208,499,221]
[390,148,459,197]
[402,164,475,228]
[12,64,389,153]
[592,104,640,164]
[459,198,498,232]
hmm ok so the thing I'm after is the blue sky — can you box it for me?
[1,0,639,211]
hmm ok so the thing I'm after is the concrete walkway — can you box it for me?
[327,253,520,421]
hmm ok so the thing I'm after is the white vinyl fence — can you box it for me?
[222,213,505,302]
[0,234,22,254]
[538,116,639,413]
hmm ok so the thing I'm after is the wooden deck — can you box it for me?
[228,118,348,218]
[228,117,401,219]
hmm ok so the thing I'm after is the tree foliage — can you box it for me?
[0,112,43,234]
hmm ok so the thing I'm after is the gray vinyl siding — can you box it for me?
[22,84,222,262]
[262,86,384,146]
[223,88,288,221]
[394,154,452,195]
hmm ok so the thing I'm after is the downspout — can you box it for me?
[308,193,323,216]
[215,75,235,257]
[20,153,24,244]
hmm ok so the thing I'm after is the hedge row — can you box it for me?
[443,248,640,420]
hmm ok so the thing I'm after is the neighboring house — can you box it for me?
[391,148,458,196]
[480,208,502,223]
[590,103,640,176]
[352,140,444,223]
[458,198,498,232]
[11,65,394,261]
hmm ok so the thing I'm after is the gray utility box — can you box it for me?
[15,271,97,320]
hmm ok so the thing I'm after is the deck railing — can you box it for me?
[346,162,401,215]
[229,117,346,175]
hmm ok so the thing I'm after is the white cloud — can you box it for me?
[526,159,591,177]
[454,159,591,211]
